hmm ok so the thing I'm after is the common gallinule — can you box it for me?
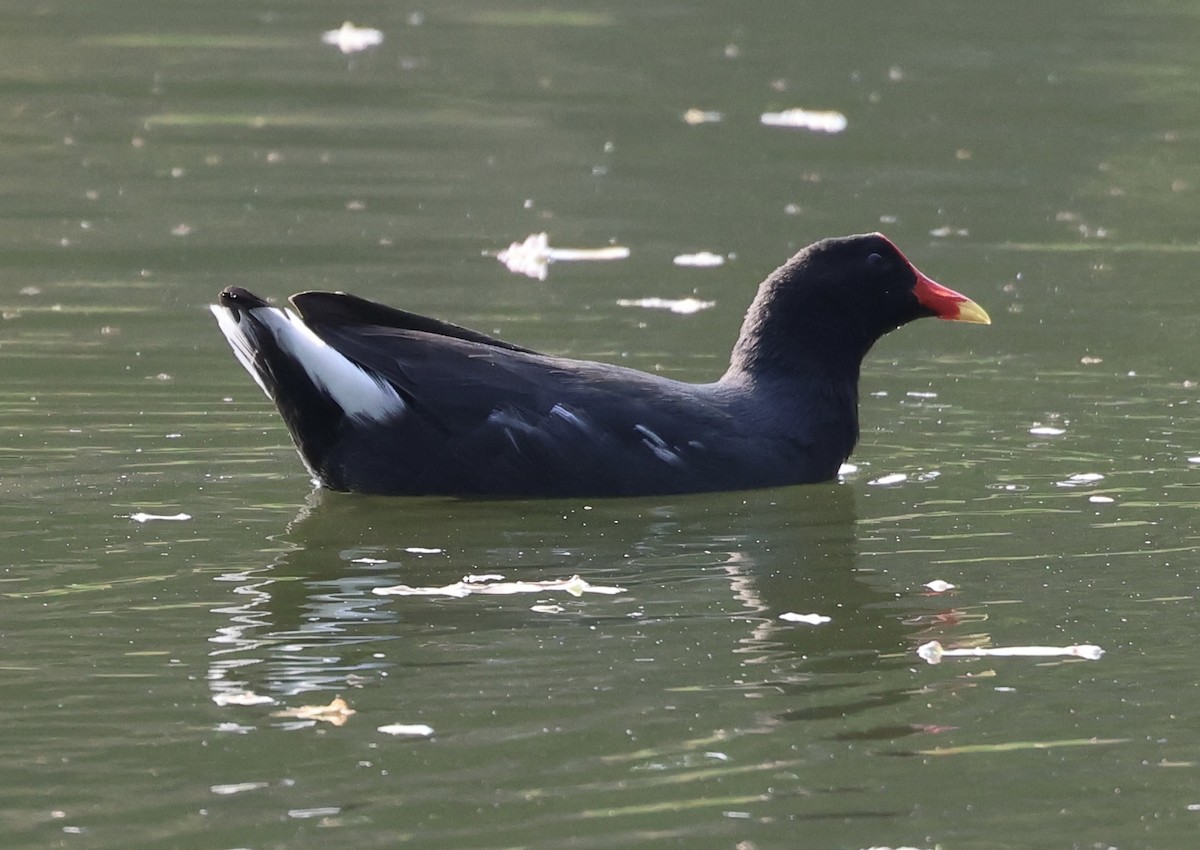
[211,233,989,497]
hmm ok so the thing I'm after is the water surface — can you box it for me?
[4,2,1200,848]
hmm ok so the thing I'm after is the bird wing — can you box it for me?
[290,291,540,354]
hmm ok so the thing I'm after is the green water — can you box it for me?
[4,2,1200,848]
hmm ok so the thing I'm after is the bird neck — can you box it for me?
[725,283,874,385]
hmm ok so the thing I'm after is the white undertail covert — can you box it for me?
[210,302,404,422]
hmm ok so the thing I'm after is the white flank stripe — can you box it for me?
[634,424,684,466]
[549,403,588,430]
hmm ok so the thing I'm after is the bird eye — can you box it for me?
[866,252,883,266]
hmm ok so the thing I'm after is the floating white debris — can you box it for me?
[837,462,859,476]
[130,511,191,523]
[352,557,388,564]
[288,806,342,820]
[321,21,384,54]
[211,782,269,796]
[917,640,1104,665]
[1189,457,1200,464]
[906,390,938,399]
[1057,472,1104,487]
[405,547,443,554]
[495,232,630,280]
[214,722,255,734]
[378,723,435,737]
[779,612,831,625]
[924,580,956,593]
[530,604,566,614]
[869,472,908,486]
[374,574,626,598]
[672,251,726,268]
[988,482,1029,492]
[496,233,553,280]
[616,297,715,315]
[682,109,723,125]
[212,690,276,707]
[271,696,355,726]
[1029,425,1067,436]
[1089,495,1115,504]
[929,226,970,238]
[760,108,848,133]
